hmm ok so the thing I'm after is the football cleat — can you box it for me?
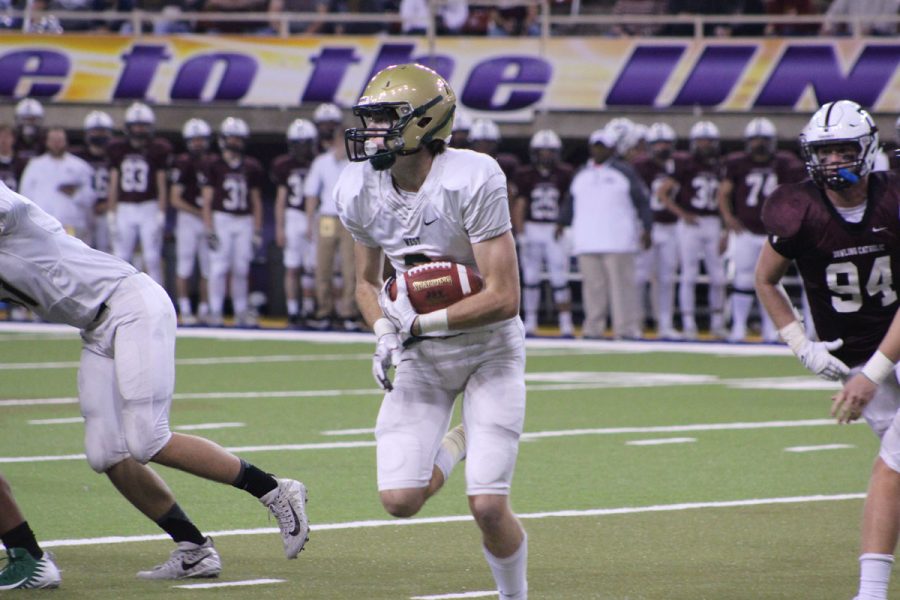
[0,548,61,590]
[136,537,221,580]
[260,479,310,559]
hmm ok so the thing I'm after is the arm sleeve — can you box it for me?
[303,159,322,197]
[617,161,654,231]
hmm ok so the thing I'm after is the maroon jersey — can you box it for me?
[762,172,900,367]
[106,138,172,204]
[71,145,112,204]
[14,138,44,165]
[513,162,574,224]
[0,154,26,192]
[723,150,805,235]
[171,152,213,211]
[270,153,312,212]
[633,155,678,224]
[202,155,264,215]
[672,153,723,217]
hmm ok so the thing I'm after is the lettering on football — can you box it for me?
[389,261,484,313]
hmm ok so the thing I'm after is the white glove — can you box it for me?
[378,275,419,336]
[780,321,850,381]
[372,318,402,391]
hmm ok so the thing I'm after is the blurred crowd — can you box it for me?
[3,97,898,339]
[2,0,897,37]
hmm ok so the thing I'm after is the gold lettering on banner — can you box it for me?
[412,276,452,291]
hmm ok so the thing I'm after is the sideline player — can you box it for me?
[718,117,804,342]
[107,102,171,284]
[338,63,528,599]
[0,474,60,589]
[273,118,318,327]
[202,117,264,327]
[513,129,575,337]
[171,118,214,325]
[0,182,309,579]
[755,100,900,600]
[72,111,115,253]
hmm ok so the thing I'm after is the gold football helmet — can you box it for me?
[345,63,456,170]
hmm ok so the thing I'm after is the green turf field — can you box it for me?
[0,327,888,599]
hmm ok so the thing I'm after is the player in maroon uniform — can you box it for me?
[106,102,172,284]
[171,118,215,325]
[71,111,115,252]
[718,117,805,342]
[513,129,575,337]
[632,122,683,339]
[756,100,900,600]
[658,120,726,339]
[469,117,521,204]
[202,117,264,327]
[13,99,44,165]
[0,124,24,192]
[273,119,318,328]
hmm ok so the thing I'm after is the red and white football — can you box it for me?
[389,261,484,313]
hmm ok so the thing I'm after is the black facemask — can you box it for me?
[87,134,110,148]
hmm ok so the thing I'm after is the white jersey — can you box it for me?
[19,152,96,233]
[335,148,511,274]
[0,183,137,328]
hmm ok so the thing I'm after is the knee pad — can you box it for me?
[83,415,129,473]
[465,425,520,496]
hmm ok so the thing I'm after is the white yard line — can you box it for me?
[785,444,855,453]
[28,417,83,425]
[0,419,859,464]
[411,592,498,599]
[38,492,866,549]
[626,437,697,446]
[322,427,377,436]
[173,578,285,590]
[0,353,371,371]
[174,422,245,431]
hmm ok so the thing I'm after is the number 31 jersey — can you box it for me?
[106,138,172,203]
[201,156,264,215]
[762,172,900,367]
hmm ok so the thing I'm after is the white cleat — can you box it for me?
[136,537,221,580]
[260,479,310,559]
[0,548,61,590]
[180,314,198,326]
[657,327,682,340]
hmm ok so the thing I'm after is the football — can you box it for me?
[389,261,484,313]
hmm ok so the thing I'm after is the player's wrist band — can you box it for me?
[373,317,397,339]
[778,321,807,354]
[862,351,896,385]
[418,309,449,334]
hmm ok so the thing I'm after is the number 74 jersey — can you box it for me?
[762,171,900,367]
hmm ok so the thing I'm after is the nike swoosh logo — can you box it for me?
[873,227,888,232]
[181,553,210,571]
[424,218,438,226]
[288,504,302,536]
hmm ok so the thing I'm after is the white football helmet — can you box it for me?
[15,98,44,121]
[287,118,317,142]
[469,118,501,142]
[689,120,720,158]
[219,117,250,154]
[83,110,114,131]
[800,100,879,190]
[895,114,900,142]
[124,102,155,126]
[744,117,777,156]
[182,118,211,140]
[529,129,562,151]
[313,102,342,124]
[645,122,676,144]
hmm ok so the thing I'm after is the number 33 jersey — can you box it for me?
[106,138,172,204]
[762,172,900,367]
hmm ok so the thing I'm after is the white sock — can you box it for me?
[287,299,300,316]
[483,533,528,600]
[178,297,192,316]
[730,292,753,337]
[558,311,573,335]
[858,553,894,600]
[434,425,466,482]
[198,302,209,317]
[302,297,315,316]
[523,287,540,320]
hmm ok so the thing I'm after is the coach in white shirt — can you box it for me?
[20,127,96,244]
[566,128,653,339]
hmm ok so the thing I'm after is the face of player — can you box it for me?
[17,117,41,141]
[86,127,111,149]
[127,123,152,147]
[747,136,773,161]
[290,140,315,161]
[187,136,209,156]
[814,142,860,176]
[590,143,614,164]
[0,129,14,155]
[450,130,469,148]
[533,148,558,170]
[45,129,67,158]
[650,141,672,161]
[692,138,718,161]
[470,139,497,156]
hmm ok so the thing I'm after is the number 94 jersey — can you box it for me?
[762,172,900,367]
[106,138,172,203]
